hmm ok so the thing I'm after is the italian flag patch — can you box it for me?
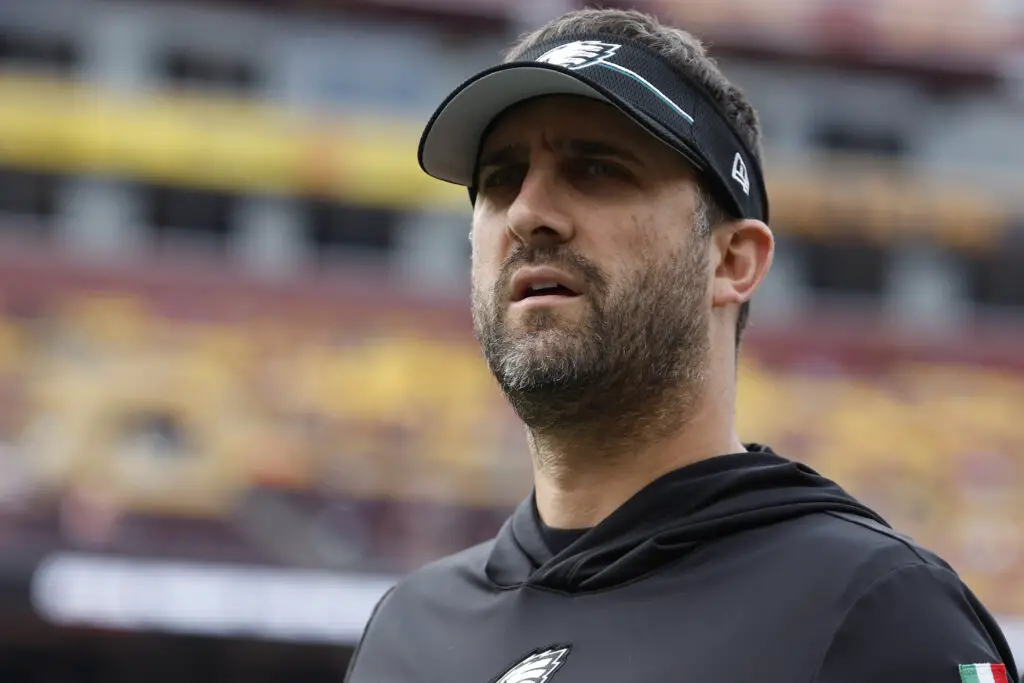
[959,663,1009,683]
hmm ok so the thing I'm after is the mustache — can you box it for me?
[495,247,608,300]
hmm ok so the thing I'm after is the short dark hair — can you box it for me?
[505,8,761,347]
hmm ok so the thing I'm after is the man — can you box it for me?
[345,8,1018,683]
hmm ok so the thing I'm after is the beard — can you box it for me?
[471,233,711,446]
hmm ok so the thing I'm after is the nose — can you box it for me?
[505,165,575,249]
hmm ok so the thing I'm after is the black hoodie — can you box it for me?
[345,447,1018,683]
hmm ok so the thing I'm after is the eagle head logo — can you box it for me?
[535,40,621,70]
[495,646,571,683]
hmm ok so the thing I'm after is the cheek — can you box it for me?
[470,222,505,290]
[603,212,702,293]
[608,212,667,268]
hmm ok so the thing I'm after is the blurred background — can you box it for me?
[0,0,1019,680]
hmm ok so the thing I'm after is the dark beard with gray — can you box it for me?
[471,236,710,447]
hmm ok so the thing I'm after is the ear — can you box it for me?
[711,219,774,310]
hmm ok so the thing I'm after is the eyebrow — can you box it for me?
[562,139,645,167]
[476,137,647,175]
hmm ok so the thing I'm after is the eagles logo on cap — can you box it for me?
[535,40,622,70]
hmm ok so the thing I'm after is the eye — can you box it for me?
[572,159,630,181]
[586,161,617,176]
[479,165,526,191]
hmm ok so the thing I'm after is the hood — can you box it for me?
[484,446,888,592]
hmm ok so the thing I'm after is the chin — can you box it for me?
[509,329,592,373]
[508,321,584,347]
[509,307,585,333]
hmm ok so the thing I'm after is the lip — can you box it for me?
[510,266,584,302]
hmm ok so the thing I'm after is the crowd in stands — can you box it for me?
[0,284,1018,612]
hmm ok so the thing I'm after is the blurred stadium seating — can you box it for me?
[0,0,1019,680]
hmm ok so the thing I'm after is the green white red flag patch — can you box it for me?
[959,663,1009,683]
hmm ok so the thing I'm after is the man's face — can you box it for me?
[470,95,713,433]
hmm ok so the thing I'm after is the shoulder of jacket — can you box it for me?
[824,511,948,563]
[815,511,958,590]
[383,538,497,602]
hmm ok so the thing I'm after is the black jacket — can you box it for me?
[345,448,1018,682]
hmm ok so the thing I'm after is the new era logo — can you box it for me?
[536,40,621,70]
[731,152,750,195]
[495,646,571,683]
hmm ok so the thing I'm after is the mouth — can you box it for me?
[516,282,580,301]
[511,269,584,303]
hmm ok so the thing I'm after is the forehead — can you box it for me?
[480,95,666,156]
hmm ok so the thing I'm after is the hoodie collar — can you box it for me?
[485,446,887,592]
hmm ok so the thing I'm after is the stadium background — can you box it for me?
[0,0,1020,680]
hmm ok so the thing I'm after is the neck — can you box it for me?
[531,381,745,530]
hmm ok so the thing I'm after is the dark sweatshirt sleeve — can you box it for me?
[813,563,1018,683]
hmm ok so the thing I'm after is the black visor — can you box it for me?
[418,34,769,223]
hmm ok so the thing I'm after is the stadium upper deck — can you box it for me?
[0,0,1020,320]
